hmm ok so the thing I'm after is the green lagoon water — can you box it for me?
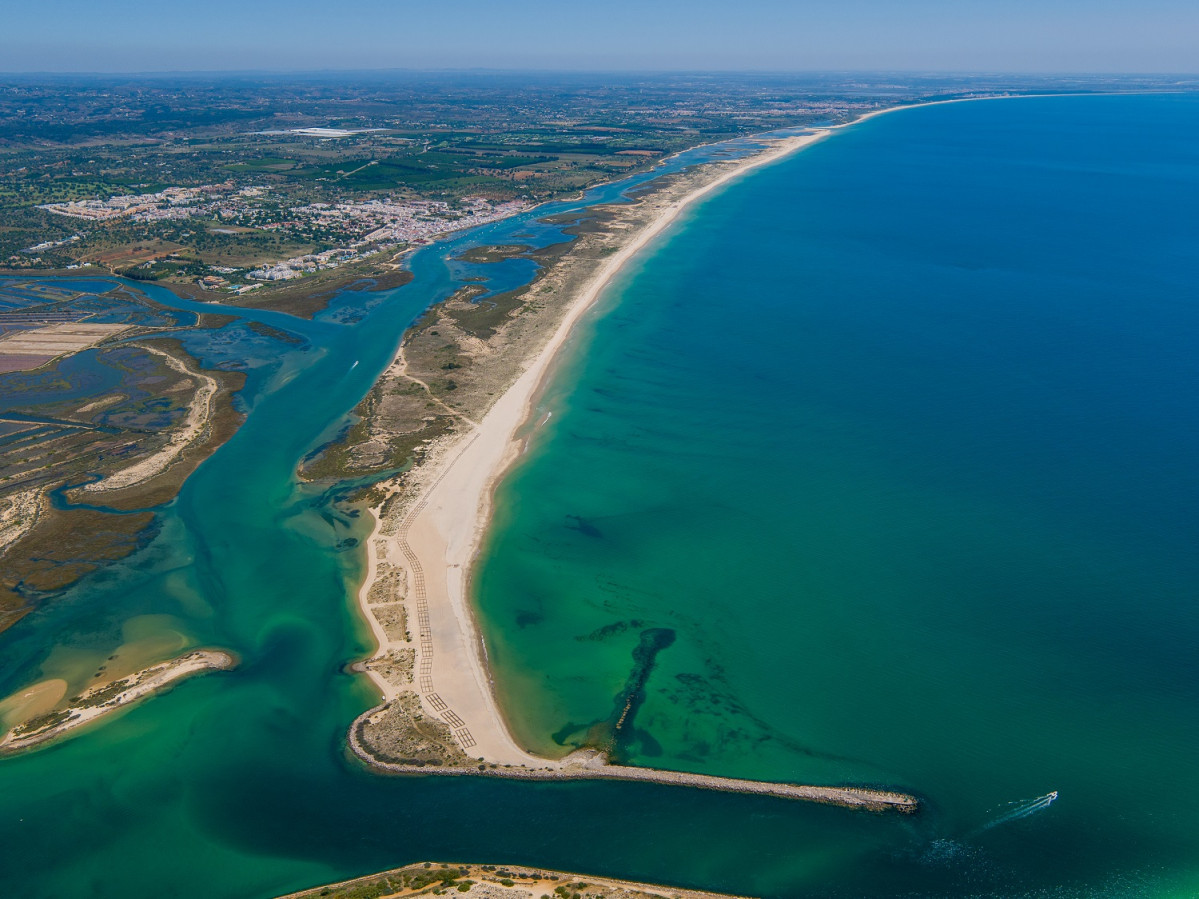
[1,94,1198,897]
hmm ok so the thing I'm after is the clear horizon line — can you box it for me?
[1,66,1197,79]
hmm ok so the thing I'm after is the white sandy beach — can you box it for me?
[357,127,834,767]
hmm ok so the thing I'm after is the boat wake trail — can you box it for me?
[977,791,1059,833]
[922,790,1060,864]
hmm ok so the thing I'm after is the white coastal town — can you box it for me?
[37,185,528,290]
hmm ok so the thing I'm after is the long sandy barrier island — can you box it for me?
[350,114,923,813]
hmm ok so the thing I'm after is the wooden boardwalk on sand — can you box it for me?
[396,431,482,753]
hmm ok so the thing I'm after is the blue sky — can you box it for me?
[3,0,1197,73]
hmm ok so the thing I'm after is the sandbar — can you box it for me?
[0,648,236,754]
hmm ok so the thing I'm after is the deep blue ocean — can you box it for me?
[476,92,1199,895]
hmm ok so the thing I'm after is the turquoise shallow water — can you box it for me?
[0,95,1197,898]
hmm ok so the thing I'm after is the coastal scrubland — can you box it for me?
[277,862,752,899]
